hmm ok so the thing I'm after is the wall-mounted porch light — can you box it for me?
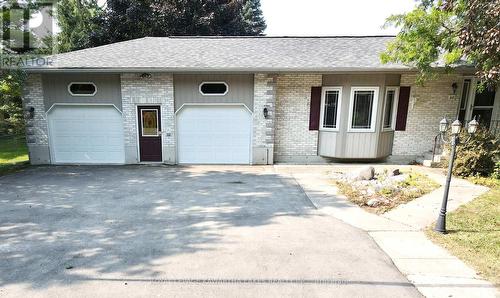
[451,82,458,95]
[25,106,35,119]
[263,107,269,118]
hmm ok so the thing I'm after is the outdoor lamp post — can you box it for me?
[435,118,478,233]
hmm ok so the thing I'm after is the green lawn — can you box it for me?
[0,135,29,175]
[426,179,500,286]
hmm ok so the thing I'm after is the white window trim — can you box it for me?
[319,86,342,131]
[347,86,380,133]
[382,86,399,131]
[68,82,97,97]
[140,108,160,137]
[199,81,229,96]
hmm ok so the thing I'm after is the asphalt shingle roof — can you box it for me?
[30,36,411,72]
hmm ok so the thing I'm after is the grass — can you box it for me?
[336,171,440,214]
[467,175,500,188]
[0,135,29,176]
[426,178,500,286]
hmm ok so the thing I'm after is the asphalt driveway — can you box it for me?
[0,165,421,297]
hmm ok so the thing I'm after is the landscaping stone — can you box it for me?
[390,169,401,176]
[332,167,439,214]
[356,166,375,180]
[366,188,375,196]
[389,174,408,183]
[367,198,380,207]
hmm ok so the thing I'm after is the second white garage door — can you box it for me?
[48,105,125,164]
[177,105,252,164]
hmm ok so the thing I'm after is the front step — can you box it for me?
[416,151,443,167]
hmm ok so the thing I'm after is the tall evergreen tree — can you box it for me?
[90,0,155,45]
[241,0,266,36]
[89,0,267,47]
[56,0,102,52]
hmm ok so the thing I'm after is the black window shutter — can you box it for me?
[309,87,322,130]
[395,86,411,131]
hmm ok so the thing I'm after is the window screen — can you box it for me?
[474,87,496,106]
[351,90,375,129]
[322,90,339,128]
[458,79,471,122]
[383,89,396,129]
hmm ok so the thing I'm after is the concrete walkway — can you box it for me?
[277,165,498,298]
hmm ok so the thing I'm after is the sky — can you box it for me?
[261,0,417,36]
[33,0,417,36]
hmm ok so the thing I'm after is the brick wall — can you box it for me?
[23,74,50,164]
[252,73,276,164]
[393,74,462,156]
[274,74,323,162]
[23,71,462,165]
[121,73,175,163]
[23,74,48,145]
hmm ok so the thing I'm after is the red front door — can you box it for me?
[138,106,162,162]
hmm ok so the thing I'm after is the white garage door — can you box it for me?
[177,105,252,164]
[48,105,125,164]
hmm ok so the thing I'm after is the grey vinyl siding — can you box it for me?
[174,74,254,111]
[385,74,401,86]
[318,131,337,157]
[343,133,379,158]
[42,74,122,111]
[318,74,400,159]
[377,131,394,157]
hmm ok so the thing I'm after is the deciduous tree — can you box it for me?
[382,0,499,87]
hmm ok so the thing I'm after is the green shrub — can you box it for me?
[468,176,500,188]
[379,187,394,196]
[492,162,500,180]
[447,129,500,177]
[0,71,26,135]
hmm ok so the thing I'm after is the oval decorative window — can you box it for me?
[199,82,228,96]
[68,82,97,96]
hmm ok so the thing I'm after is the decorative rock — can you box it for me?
[390,174,408,183]
[366,187,376,196]
[356,166,375,180]
[390,169,401,176]
[367,198,380,207]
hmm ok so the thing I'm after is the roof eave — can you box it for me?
[24,66,415,73]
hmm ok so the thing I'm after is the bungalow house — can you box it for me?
[22,36,499,165]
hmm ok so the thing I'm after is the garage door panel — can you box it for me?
[177,106,251,164]
[49,106,125,164]
[107,137,124,146]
